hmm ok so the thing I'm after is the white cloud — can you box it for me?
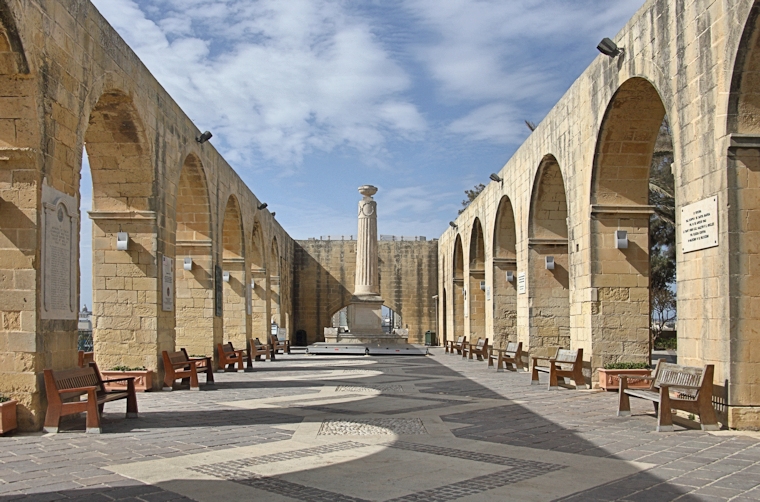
[91,0,425,166]
[403,0,644,141]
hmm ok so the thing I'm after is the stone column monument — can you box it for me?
[354,185,379,297]
[323,185,408,345]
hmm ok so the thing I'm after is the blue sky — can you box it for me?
[79,0,644,308]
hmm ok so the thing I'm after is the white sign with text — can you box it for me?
[681,196,718,253]
[517,272,526,294]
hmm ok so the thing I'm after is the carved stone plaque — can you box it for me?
[162,255,174,312]
[517,272,526,295]
[41,181,78,320]
[681,196,719,253]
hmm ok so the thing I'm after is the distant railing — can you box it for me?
[308,235,430,241]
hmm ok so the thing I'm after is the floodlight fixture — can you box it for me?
[196,131,213,143]
[480,280,486,291]
[271,212,276,217]
[449,221,458,229]
[223,271,230,283]
[183,257,193,271]
[597,38,623,57]
[258,203,268,210]
[506,271,514,282]
[545,256,555,270]
[489,173,503,183]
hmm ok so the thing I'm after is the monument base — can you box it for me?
[323,328,409,345]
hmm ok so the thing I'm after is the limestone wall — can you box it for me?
[0,0,294,430]
[293,239,438,344]
[438,0,760,428]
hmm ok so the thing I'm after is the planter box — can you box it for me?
[0,400,17,434]
[598,369,651,391]
[101,370,153,392]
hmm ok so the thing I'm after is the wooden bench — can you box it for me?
[181,348,215,384]
[43,365,138,434]
[162,350,213,390]
[531,348,587,390]
[617,360,719,432]
[463,337,488,361]
[270,334,290,355]
[445,336,466,355]
[77,350,94,368]
[247,337,272,366]
[488,342,524,371]
[217,342,245,372]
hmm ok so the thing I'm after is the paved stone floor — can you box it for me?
[2,348,760,501]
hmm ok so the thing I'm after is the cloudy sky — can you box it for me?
[80,0,644,307]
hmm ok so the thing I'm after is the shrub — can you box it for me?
[654,337,677,350]
[603,362,650,370]
[110,366,147,372]
[0,395,10,403]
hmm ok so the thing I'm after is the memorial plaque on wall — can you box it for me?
[215,265,223,317]
[162,255,174,312]
[41,182,78,320]
[517,272,526,294]
[681,196,719,253]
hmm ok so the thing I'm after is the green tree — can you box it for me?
[459,183,486,214]
[649,119,676,345]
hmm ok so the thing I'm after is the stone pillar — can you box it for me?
[354,185,379,297]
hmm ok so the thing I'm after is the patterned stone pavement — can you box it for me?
[1,348,759,501]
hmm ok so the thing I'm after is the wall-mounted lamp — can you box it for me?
[196,131,213,143]
[545,256,555,270]
[271,212,276,217]
[116,232,129,251]
[223,271,230,282]
[489,173,503,183]
[449,221,457,229]
[480,280,486,291]
[251,279,255,289]
[183,257,193,271]
[597,37,623,57]
[614,229,629,249]
[506,271,514,282]
[258,203,268,210]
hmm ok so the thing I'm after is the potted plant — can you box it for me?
[101,366,153,392]
[0,395,17,435]
[598,362,651,391]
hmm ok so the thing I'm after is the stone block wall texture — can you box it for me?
[0,0,294,430]
[293,240,438,344]
[438,0,760,428]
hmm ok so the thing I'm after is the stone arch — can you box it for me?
[528,155,570,349]
[222,195,247,346]
[270,236,282,330]
[86,90,162,372]
[589,77,667,369]
[250,218,269,340]
[492,196,517,349]
[468,218,486,342]
[0,3,29,75]
[452,235,465,344]
[174,154,214,357]
[726,2,760,422]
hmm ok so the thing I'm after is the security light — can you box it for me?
[449,222,457,229]
[183,257,193,271]
[597,38,623,57]
[271,212,276,217]
[196,131,213,143]
[258,203,268,210]
[545,256,555,270]
[506,271,514,282]
[489,173,503,183]
[480,280,486,291]
[223,271,230,283]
